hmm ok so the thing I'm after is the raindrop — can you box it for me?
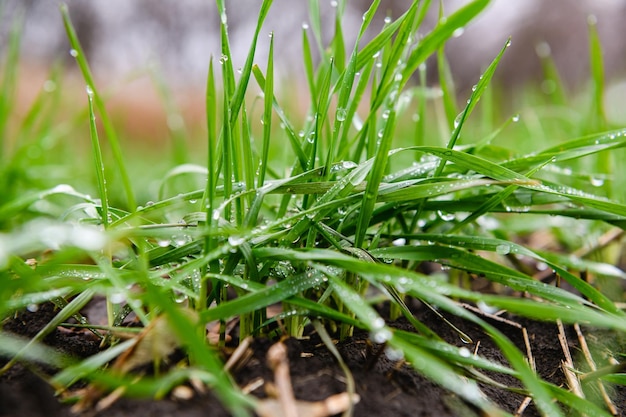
[392,238,406,246]
[85,85,94,98]
[496,244,511,255]
[336,107,347,121]
[459,347,471,358]
[302,22,309,30]
[512,114,520,122]
[110,292,126,304]
[26,304,39,313]
[382,110,390,119]
[477,300,499,314]
[384,346,404,361]
[535,42,551,58]
[69,49,78,57]
[43,80,56,92]
[590,177,604,187]
[173,235,190,247]
[228,236,245,246]
[330,0,338,7]
[437,210,455,222]
[384,16,392,24]
[370,327,392,344]
[452,27,465,38]
[174,291,188,304]
[189,199,198,204]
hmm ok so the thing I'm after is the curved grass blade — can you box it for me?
[60,4,136,211]
[434,37,510,177]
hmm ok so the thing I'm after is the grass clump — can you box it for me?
[1,1,626,416]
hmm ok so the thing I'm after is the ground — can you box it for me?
[1,301,625,417]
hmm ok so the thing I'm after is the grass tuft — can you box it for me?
[1,1,626,415]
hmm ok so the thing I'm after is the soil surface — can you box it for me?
[1,301,625,417]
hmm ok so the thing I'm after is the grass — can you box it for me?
[1,0,626,416]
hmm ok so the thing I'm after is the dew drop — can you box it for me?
[384,345,404,361]
[110,292,126,305]
[228,236,245,246]
[69,49,78,57]
[459,347,471,358]
[535,42,551,58]
[496,244,511,255]
[43,80,57,92]
[370,327,392,344]
[590,177,605,187]
[437,210,455,222]
[336,107,347,121]
[392,238,406,246]
[512,114,520,122]
[302,22,309,30]
[587,14,597,25]
[452,27,465,38]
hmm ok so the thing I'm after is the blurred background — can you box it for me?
[2,0,626,140]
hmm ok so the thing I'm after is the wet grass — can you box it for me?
[1,1,626,416]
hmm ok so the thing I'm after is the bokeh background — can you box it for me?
[3,0,626,140]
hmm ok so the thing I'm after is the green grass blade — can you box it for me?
[86,88,110,228]
[228,0,273,125]
[434,37,510,176]
[60,4,136,211]
[403,0,491,78]
[200,268,327,322]
[587,15,607,132]
[258,34,274,188]
[354,109,397,247]
[0,9,22,159]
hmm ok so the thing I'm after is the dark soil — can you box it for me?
[1,301,625,417]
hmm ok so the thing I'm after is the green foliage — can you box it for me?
[1,1,626,416]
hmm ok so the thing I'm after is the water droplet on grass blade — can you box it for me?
[336,107,347,121]
[370,327,392,344]
[384,345,404,361]
[69,49,78,57]
[43,80,56,92]
[228,236,245,246]
[392,238,406,246]
[459,347,471,358]
[590,177,605,187]
[512,114,520,122]
[110,292,126,304]
[496,244,511,255]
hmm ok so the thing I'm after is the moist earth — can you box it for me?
[1,301,625,417]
